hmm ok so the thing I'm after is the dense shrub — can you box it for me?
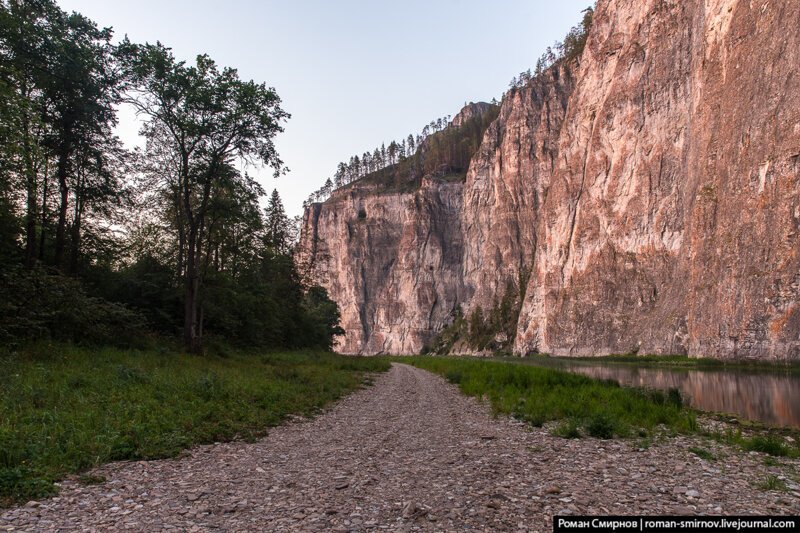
[0,266,148,348]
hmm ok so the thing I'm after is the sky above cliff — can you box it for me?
[57,0,591,217]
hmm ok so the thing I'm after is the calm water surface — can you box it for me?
[512,358,800,428]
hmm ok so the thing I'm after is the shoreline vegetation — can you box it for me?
[0,343,390,506]
[2,346,798,508]
[397,356,800,453]
[530,353,800,373]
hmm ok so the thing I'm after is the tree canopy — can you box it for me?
[0,0,344,353]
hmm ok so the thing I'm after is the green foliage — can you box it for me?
[0,343,390,505]
[301,286,346,350]
[561,7,594,63]
[317,105,499,199]
[430,270,530,354]
[585,413,616,439]
[427,308,468,354]
[116,40,290,352]
[710,428,799,459]
[0,0,342,354]
[552,419,581,439]
[757,475,788,492]
[264,189,291,254]
[743,435,789,457]
[689,446,715,461]
[403,357,698,438]
[511,5,594,89]
[0,265,148,348]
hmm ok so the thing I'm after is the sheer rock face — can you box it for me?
[299,0,800,360]
[516,0,800,360]
[461,63,575,314]
[297,178,465,354]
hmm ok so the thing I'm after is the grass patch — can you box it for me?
[707,428,799,460]
[0,343,389,506]
[757,475,788,492]
[400,357,697,438]
[586,413,616,439]
[689,446,715,461]
[742,435,790,457]
[552,419,581,439]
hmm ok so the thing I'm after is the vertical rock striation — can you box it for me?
[297,178,465,354]
[461,62,576,315]
[299,0,800,360]
[515,0,800,360]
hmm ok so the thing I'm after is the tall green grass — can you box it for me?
[402,357,697,438]
[0,343,389,505]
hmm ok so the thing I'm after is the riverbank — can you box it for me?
[399,356,697,437]
[2,364,797,530]
[538,354,800,374]
[0,343,389,506]
[400,356,800,455]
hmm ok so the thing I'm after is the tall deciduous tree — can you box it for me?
[44,10,119,271]
[0,0,122,272]
[118,41,289,352]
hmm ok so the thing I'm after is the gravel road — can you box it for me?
[2,363,798,531]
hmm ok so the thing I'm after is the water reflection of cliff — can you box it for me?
[559,364,800,428]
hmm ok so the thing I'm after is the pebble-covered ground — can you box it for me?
[2,363,798,531]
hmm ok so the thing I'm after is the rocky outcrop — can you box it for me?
[515,0,800,360]
[297,177,465,354]
[299,0,800,360]
[461,63,576,314]
[450,102,496,128]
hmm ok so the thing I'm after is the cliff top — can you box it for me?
[328,101,500,197]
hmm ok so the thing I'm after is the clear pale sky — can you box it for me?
[57,0,591,217]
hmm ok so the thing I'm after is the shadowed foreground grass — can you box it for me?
[0,344,389,505]
[401,356,698,438]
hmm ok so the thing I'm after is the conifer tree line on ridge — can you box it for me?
[304,6,593,207]
[303,114,455,207]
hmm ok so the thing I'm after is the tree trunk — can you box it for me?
[174,187,185,282]
[69,176,83,275]
[39,159,49,261]
[54,151,69,269]
[22,104,37,269]
[177,226,185,281]
[24,160,38,268]
[183,225,201,353]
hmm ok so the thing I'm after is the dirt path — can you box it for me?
[2,363,798,531]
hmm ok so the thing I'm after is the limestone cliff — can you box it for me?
[299,0,800,360]
[297,177,465,354]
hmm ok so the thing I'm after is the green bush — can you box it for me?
[744,436,789,457]
[553,419,581,439]
[689,447,715,461]
[586,413,616,439]
[0,266,148,348]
